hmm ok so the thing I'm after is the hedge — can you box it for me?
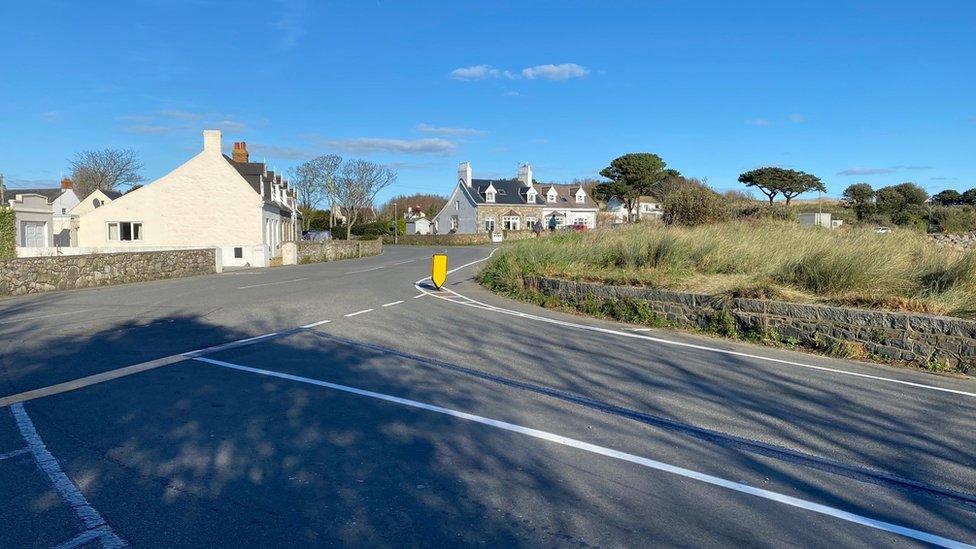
[0,207,14,259]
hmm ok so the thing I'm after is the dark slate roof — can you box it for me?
[7,188,63,202]
[223,155,265,195]
[470,178,541,205]
[102,190,123,200]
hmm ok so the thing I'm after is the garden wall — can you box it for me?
[385,231,550,246]
[526,276,976,373]
[297,239,382,264]
[0,248,216,297]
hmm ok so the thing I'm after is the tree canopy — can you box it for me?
[933,189,963,206]
[68,149,144,197]
[737,167,825,205]
[842,182,874,220]
[593,153,676,219]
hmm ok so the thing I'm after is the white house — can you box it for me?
[431,161,597,234]
[405,210,432,235]
[6,182,80,247]
[77,130,300,267]
[8,193,53,248]
[798,212,843,229]
[606,196,663,224]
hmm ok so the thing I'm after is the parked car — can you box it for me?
[302,230,331,241]
[569,223,588,231]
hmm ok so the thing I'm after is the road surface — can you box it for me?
[1,245,974,547]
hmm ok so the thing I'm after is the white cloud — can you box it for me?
[323,137,456,155]
[837,165,932,176]
[272,0,309,50]
[450,63,589,82]
[746,118,770,126]
[503,91,520,97]
[788,114,807,123]
[247,143,314,160]
[450,65,502,81]
[415,123,487,136]
[521,63,589,80]
[124,124,176,135]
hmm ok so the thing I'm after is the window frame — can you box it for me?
[106,221,143,242]
[484,217,496,232]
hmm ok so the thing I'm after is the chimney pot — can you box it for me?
[60,177,73,190]
[232,141,249,163]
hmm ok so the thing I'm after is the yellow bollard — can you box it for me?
[431,253,448,289]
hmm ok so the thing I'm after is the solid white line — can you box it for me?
[238,277,308,289]
[344,308,374,317]
[412,250,976,399]
[195,356,973,549]
[301,319,332,328]
[382,300,404,307]
[345,265,385,274]
[10,403,129,548]
[0,447,29,460]
[413,294,426,299]
[0,309,94,325]
[632,328,653,332]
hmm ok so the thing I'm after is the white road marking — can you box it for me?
[0,447,29,461]
[413,250,976,399]
[195,356,973,549]
[0,309,93,325]
[345,308,374,317]
[632,328,653,332]
[10,403,129,548]
[413,294,426,299]
[301,319,332,328]
[238,277,308,289]
[382,300,404,307]
[345,265,385,274]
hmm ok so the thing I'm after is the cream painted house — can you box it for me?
[77,130,300,267]
[8,193,53,248]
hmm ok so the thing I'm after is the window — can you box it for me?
[93,199,102,208]
[574,217,588,226]
[484,217,496,232]
[547,192,557,203]
[526,191,537,204]
[502,216,520,231]
[107,221,142,241]
[61,208,67,214]
[525,216,537,227]
[485,191,496,203]
[234,247,243,259]
[454,200,459,210]
[576,193,585,204]
[497,189,507,195]
[451,216,459,230]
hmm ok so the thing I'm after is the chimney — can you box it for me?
[60,177,73,190]
[458,161,472,187]
[203,130,222,153]
[517,163,533,187]
[232,141,249,163]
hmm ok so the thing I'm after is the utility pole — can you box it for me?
[393,202,398,244]
[0,172,5,205]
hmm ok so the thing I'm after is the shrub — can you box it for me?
[661,180,730,226]
[0,207,14,259]
[930,206,976,234]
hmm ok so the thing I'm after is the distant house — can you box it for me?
[431,162,597,234]
[606,196,663,224]
[798,212,843,229]
[77,130,300,267]
[7,193,53,248]
[6,180,80,247]
[405,211,432,235]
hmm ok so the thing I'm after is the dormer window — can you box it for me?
[526,190,537,204]
[547,190,557,203]
[575,191,585,204]
[486,191,496,203]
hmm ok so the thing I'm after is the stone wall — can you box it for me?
[297,239,382,264]
[0,248,216,297]
[476,204,544,233]
[385,230,550,246]
[526,276,976,373]
[929,233,976,251]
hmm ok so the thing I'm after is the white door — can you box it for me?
[21,221,46,247]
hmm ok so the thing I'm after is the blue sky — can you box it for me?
[1,0,974,203]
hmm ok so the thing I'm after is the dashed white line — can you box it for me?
[413,293,426,299]
[382,300,404,308]
[345,265,385,274]
[238,277,308,290]
[301,319,332,328]
[196,356,973,549]
[0,309,94,325]
[345,308,374,317]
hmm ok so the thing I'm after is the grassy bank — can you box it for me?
[479,222,976,319]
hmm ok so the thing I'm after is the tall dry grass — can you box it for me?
[479,222,976,318]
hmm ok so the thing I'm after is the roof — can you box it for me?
[6,188,63,202]
[471,178,539,205]
[541,183,597,209]
[222,154,296,214]
[102,190,123,200]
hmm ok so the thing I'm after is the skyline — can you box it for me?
[1,0,974,203]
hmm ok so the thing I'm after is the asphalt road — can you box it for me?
[1,244,975,548]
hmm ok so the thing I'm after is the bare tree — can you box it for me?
[333,159,397,239]
[288,154,342,230]
[69,149,144,197]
